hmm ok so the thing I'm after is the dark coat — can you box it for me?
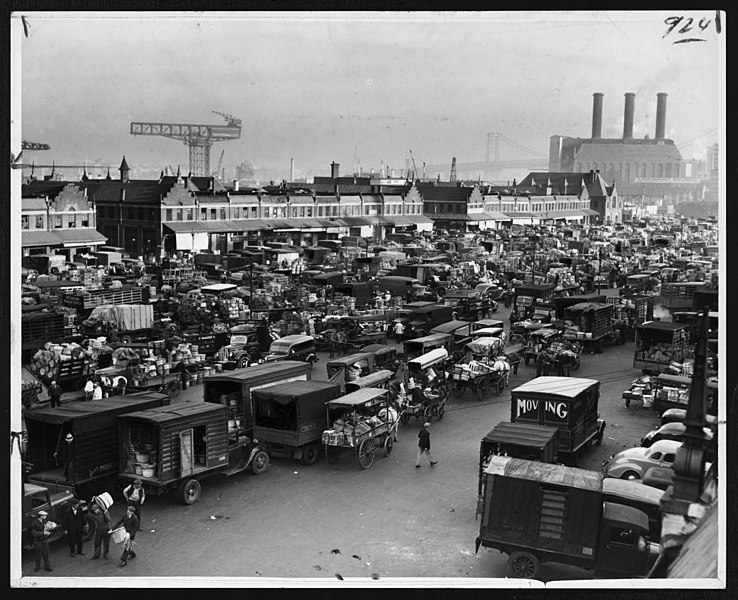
[418,428,431,450]
[30,517,49,543]
[58,440,74,464]
[63,506,86,534]
[49,384,63,401]
[112,513,139,540]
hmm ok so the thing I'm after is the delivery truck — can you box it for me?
[251,380,342,465]
[23,391,170,498]
[475,456,661,578]
[203,360,313,435]
[510,376,605,466]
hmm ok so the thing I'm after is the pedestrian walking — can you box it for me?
[48,380,63,408]
[415,422,437,468]
[110,505,140,567]
[30,510,53,573]
[393,320,405,340]
[123,479,146,530]
[63,499,86,557]
[88,502,111,560]
[55,433,75,482]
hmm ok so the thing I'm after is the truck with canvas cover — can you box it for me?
[203,360,312,435]
[510,376,605,466]
[81,304,165,344]
[23,391,170,498]
[251,380,342,465]
[116,403,270,505]
[475,456,660,578]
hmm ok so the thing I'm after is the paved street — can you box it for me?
[19,301,665,582]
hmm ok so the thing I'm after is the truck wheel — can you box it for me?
[620,470,640,481]
[82,514,96,542]
[178,478,201,505]
[301,444,319,466]
[251,450,270,475]
[476,310,484,321]
[237,356,249,369]
[121,335,133,345]
[508,551,540,578]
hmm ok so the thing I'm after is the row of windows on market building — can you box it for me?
[20,172,618,261]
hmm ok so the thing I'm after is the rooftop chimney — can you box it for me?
[591,92,604,139]
[655,92,668,140]
[623,92,635,140]
[233,180,239,192]
[330,162,340,179]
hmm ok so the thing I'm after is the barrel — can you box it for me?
[93,492,114,512]
[141,465,155,478]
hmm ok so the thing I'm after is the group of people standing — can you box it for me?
[29,479,146,574]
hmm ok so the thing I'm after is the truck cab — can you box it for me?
[22,483,93,549]
[594,503,660,578]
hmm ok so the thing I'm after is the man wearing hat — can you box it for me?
[123,478,146,530]
[110,505,140,567]
[89,500,111,560]
[62,498,86,557]
[48,380,63,408]
[30,510,53,572]
[415,422,438,468]
[54,433,75,482]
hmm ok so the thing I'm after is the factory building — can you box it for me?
[549,92,704,207]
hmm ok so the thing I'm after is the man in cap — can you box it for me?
[110,505,140,567]
[48,380,63,408]
[54,433,75,482]
[30,510,53,572]
[62,498,86,557]
[89,499,111,560]
[84,377,94,401]
[415,422,438,468]
[123,479,146,530]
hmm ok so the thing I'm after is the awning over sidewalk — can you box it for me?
[21,230,63,247]
[54,228,108,247]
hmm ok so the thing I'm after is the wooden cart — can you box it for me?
[322,388,400,469]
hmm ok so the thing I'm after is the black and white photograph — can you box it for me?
[8,10,727,588]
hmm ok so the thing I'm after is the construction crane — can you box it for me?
[409,149,420,181]
[130,111,242,177]
[449,157,457,182]
[213,149,225,178]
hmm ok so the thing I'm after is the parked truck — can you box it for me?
[560,301,615,353]
[61,285,151,318]
[203,360,313,436]
[81,303,169,344]
[22,310,67,351]
[475,455,660,578]
[510,376,605,466]
[633,321,690,375]
[116,402,270,505]
[23,391,171,499]
[513,283,556,318]
[251,380,343,465]
[22,483,94,550]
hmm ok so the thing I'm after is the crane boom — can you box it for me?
[409,149,419,181]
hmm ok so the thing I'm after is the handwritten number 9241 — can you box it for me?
[663,12,721,44]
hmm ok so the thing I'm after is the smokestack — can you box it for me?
[591,92,604,139]
[290,158,295,182]
[330,162,340,178]
[623,92,635,140]
[655,92,668,140]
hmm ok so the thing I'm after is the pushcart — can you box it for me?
[322,388,400,469]
[401,348,450,423]
[449,337,509,400]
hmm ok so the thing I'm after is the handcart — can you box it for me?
[450,337,508,400]
[322,388,400,469]
[400,348,450,423]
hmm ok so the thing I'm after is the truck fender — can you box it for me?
[245,446,261,467]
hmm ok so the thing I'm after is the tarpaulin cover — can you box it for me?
[251,380,340,406]
[484,455,602,492]
[467,337,504,355]
[88,304,154,330]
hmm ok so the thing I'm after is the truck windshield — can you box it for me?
[230,335,249,345]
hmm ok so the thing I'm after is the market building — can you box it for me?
[21,178,108,259]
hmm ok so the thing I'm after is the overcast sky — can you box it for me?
[17,11,724,177]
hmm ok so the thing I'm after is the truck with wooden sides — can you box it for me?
[560,301,615,353]
[23,391,171,498]
[510,376,605,466]
[22,310,67,351]
[251,380,343,465]
[203,360,313,436]
[61,285,151,318]
[513,283,556,318]
[475,456,660,578]
[116,403,270,505]
[633,321,690,375]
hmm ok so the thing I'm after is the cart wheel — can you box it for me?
[507,551,540,579]
[325,445,340,464]
[495,378,505,396]
[251,450,270,475]
[177,478,202,505]
[400,413,411,425]
[451,381,465,397]
[383,436,394,457]
[166,380,181,398]
[358,438,375,469]
[301,444,319,466]
[423,405,435,421]
[475,377,489,401]
[437,402,446,420]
